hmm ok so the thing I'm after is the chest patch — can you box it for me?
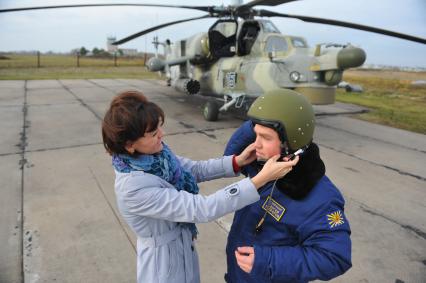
[262,196,286,221]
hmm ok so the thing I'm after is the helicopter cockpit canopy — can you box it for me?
[208,20,237,59]
[260,20,280,33]
[238,21,260,56]
[264,35,309,58]
[290,37,308,48]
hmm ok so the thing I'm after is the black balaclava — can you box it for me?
[276,142,325,200]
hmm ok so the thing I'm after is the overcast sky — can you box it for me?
[0,0,425,68]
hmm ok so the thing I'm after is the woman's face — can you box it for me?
[126,123,165,155]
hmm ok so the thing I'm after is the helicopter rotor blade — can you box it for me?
[0,3,211,14]
[258,9,426,45]
[113,15,211,45]
[236,0,298,15]
[241,0,299,8]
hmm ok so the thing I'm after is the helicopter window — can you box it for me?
[265,36,288,53]
[238,23,260,56]
[212,22,237,37]
[209,21,237,59]
[291,38,308,48]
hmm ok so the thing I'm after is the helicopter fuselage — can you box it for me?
[145,18,366,119]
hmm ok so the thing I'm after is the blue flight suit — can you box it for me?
[224,121,352,283]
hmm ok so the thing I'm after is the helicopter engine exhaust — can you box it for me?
[174,79,200,95]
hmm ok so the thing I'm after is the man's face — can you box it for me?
[253,124,282,160]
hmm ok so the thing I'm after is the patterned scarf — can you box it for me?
[112,143,199,236]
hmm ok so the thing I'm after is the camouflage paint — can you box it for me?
[157,18,365,107]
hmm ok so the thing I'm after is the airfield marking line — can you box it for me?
[360,205,426,240]
[143,79,166,87]
[0,104,28,109]
[214,218,232,234]
[1,142,102,156]
[348,197,426,240]
[104,79,247,121]
[165,126,237,137]
[114,79,172,99]
[27,102,80,107]
[318,142,426,182]
[85,79,118,94]
[58,80,102,121]
[315,110,369,116]
[25,86,64,91]
[17,80,29,283]
[0,151,22,157]
[25,142,104,153]
[88,167,136,253]
[4,127,240,156]
[82,79,173,101]
[6,126,239,155]
[316,120,426,154]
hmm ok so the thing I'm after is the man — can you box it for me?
[224,89,352,283]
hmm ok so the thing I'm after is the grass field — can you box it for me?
[1,54,425,134]
[0,54,157,80]
[0,54,146,68]
[0,66,158,80]
[337,70,426,134]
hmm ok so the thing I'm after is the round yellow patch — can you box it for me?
[327,211,344,228]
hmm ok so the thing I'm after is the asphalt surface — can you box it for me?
[0,79,425,283]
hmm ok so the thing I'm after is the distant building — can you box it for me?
[106,36,118,53]
[120,48,138,56]
[107,36,138,56]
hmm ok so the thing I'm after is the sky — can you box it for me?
[0,0,425,68]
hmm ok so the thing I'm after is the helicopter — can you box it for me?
[1,0,425,121]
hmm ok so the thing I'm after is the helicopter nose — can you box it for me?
[337,46,366,69]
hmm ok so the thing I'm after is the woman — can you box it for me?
[101,90,298,283]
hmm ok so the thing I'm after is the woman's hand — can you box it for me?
[235,143,257,167]
[251,155,299,189]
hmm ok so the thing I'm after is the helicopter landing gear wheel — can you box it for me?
[203,101,219,121]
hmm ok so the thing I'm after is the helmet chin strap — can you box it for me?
[280,142,290,156]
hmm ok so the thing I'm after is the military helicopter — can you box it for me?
[2,0,425,121]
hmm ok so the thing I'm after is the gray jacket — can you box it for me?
[114,155,260,283]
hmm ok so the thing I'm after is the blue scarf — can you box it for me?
[112,143,198,236]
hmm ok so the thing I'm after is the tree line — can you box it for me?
[73,47,124,57]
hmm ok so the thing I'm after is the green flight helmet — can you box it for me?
[247,89,315,152]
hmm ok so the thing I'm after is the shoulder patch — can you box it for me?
[327,210,345,228]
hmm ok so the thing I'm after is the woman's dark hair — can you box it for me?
[102,90,164,155]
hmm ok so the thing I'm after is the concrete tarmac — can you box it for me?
[0,79,425,283]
